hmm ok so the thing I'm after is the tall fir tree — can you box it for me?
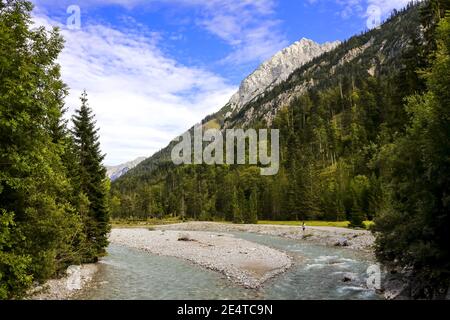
[247,188,258,224]
[0,0,83,298]
[231,187,243,224]
[71,91,110,262]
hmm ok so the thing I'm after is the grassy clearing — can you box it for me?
[258,220,374,229]
[111,218,374,230]
[112,217,183,228]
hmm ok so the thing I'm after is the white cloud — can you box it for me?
[32,13,236,166]
[309,0,419,21]
[33,0,288,65]
[192,0,288,64]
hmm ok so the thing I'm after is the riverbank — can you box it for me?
[155,222,375,253]
[28,264,99,300]
[110,229,292,289]
[28,222,375,299]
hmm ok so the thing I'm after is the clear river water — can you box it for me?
[74,232,383,300]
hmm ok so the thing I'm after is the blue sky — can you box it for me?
[31,0,413,165]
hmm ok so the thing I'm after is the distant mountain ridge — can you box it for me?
[106,157,146,181]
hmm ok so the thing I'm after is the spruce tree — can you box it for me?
[72,91,110,262]
[0,0,83,298]
[231,187,243,224]
[246,189,258,224]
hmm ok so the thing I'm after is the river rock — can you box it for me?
[342,272,358,283]
[335,238,349,247]
[28,264,98,300]
[342,277,352,283]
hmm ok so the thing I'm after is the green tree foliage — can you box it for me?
[0,211,32,299]
[0,0,82,297]
[0,1,109,298]
[373,9,450,298]
[71,91,110,262]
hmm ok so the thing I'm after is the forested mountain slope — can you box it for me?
[114,38,341,182]
[112,2,425,224]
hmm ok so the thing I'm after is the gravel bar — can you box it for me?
[110,228,293,289]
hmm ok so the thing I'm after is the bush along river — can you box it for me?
[74,231,383,300]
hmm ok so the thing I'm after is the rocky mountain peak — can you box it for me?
[228,38,340,113]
